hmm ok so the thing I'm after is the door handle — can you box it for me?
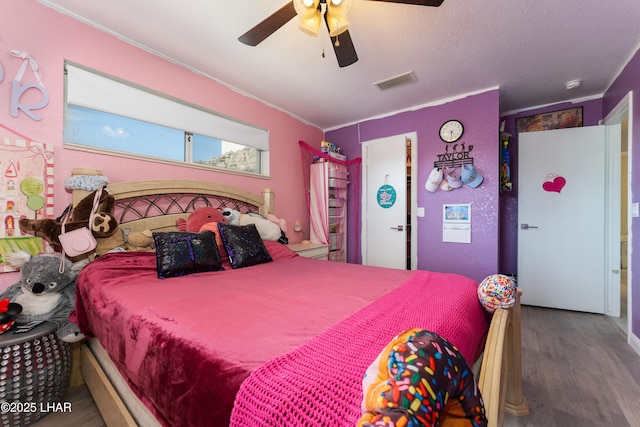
[390,225,404,231]
[520,224,539,230]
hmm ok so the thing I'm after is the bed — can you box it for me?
[69,169,528,427]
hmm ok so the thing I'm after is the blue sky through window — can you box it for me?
[64,105,223,162]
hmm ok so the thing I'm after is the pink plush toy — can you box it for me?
[176,207,228,232]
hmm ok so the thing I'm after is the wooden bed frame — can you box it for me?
[68,168,528,427]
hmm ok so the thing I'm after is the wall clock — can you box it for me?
[439,119,464,143]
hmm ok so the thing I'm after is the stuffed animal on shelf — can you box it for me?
[176,207,228,232]
[0,251,88,342]
[221,208,288,243]
[18,187,119,246]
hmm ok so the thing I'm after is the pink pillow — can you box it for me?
[263,240,297,261]
[199,222,232,270]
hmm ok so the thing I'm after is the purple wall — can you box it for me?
[327,90,500,283]
[329,47,640,342]
[499,99,604,275]
[603,47,640,339]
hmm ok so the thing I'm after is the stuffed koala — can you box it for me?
[18,187,119,246]
[0,251,88,342]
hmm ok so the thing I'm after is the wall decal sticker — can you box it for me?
[9,50,49,121]
[542,173,566,193]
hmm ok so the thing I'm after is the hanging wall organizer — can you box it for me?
[0,130,54,271]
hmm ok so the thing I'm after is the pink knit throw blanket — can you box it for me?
[230,270,488,426]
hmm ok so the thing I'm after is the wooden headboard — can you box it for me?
[70,168,275,233]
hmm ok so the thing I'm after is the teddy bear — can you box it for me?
[0,250,88,342]
[95,228,156,255]
[95,227,127,256]
[124,229,155,251]
[221,208,288,243]
[19,187,119,246]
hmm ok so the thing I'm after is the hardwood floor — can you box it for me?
[510,305,640,427]
[27,305,640,427]
[29,384,105,427]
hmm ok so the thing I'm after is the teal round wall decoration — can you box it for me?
[377,184,396,208]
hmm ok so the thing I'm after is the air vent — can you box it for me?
[373,71,417,91]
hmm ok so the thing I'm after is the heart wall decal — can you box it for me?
[542,175,566,193]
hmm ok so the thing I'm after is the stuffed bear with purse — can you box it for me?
[19,187,119,258]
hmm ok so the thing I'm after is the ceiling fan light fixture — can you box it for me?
[326,15,350,37]
[294,0,321,36]
[294,0,320,19]
[327,0,351,36]
[299,13,322,36]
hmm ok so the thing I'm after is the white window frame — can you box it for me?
[64,62,270,176]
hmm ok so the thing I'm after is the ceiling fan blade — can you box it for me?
[330,30,358,68]
[323,13,358,68]
[238,2,297,46]
[364,0,444,6]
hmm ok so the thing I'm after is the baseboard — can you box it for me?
[629,330,640,356]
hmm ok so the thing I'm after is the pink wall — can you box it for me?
[0,0,323,287]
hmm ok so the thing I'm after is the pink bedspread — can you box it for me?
[76,243,488,426]
[230,268,489,426]
[76,243,434,426]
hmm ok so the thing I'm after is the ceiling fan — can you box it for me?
[238,0,444,68]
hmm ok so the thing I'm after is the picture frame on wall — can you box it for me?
[516,106,583,133]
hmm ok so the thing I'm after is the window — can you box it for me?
[63,63,269,176]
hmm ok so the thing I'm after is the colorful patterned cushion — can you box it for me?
[477,274,517,313]
[359,328,487,427]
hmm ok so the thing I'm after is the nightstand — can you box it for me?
[0,322,72,426]
[287,242,329,260]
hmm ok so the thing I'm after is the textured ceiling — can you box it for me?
[39,0,640,129]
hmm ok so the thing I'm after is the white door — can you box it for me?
[362,134,410,269]
[518,126,607,313]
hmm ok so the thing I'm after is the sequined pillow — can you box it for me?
[152,231,224,279]
[217,223,273,269]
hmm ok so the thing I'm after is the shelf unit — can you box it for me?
[310,161,349,262]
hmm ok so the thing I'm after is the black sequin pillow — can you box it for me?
[153,231,224,279]
[217,223,273,269]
